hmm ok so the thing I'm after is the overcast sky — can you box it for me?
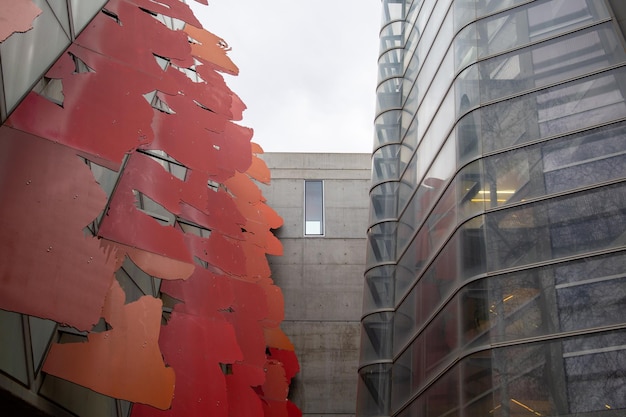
[189,0,381,153]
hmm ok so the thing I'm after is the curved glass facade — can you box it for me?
[359,1,626,416]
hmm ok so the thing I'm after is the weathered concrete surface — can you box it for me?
[260,153,370,417]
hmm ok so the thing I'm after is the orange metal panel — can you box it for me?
[43,280,175,409]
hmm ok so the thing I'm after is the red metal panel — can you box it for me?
[1,0,301,414]
[43,280,175,409]
[102,240,195,281]
[7,46,155,168]
[268,349,300,381]
[131,311,242,417]
[264,327,295,352]
[0,127,115,331]
[160,269,234,319]
[0,0,41,42]
[77,0,195,71]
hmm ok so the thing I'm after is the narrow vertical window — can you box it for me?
[304,180,324,235]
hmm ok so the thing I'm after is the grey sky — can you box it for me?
[189,1,381,153]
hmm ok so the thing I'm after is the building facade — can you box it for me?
[260,152,370,417]
[359,1,626,416]
[0,2,298,417]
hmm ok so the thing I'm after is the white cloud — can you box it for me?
[189,0,380,153]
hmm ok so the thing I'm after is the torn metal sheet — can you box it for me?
[0,127,115,331]
[0,0,42,42]
[43,280,175,409]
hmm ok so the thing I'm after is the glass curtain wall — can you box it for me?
[359,1,626,416]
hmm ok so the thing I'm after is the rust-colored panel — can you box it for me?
[225,171,263,204]
[264,327,295,351]
[225,366,264,417]
[160,269,234,318]
[43,280,175,409]
[0,0,41,42]
[184,24,239,75]
[97,157,192,264]
[159,54,238,119]
[113,153,246,239]
[287,401,302,417]
[262,361,289,401]
[247,155,271,184]
[260,361,290,417]
[184,232,247,277]
[251,142,264,154]
[258,279,284,326]
[257,202,284,230]
[132,311,242,417]
[127,0,201,28]
[102,240,195,281]
[224,279,269,369]
[76,0,194,71]
[0,127,115,331]
[268,349,299,381]
[145,111,252,182]
[241,242,272,281]
[7,46,155,166]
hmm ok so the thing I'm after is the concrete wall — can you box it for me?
[259,153,370,417]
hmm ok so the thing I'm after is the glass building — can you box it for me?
[359,1,626,416]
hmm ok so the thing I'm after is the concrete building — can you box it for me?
[359,1,626,416]
[260,153,370,417]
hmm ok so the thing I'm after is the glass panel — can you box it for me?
[304,180,324,235]
[372,144,401,184]
[370,182,399,223]
[392,337,424,410]
[376,77,403,113]
[538,70,626,138]
[563,331,626,413]
[360,312,394,363]
[381,0,405,25]
[486,182,626,272]
[70,0,108,35]
[378,48,403,81]
[380,21,406,52]
[356,363,392,417]
[29,315,57,374]
[458,330,626,415]
[477,0,609,59]
[476,0,529,19]
[47,0,71,38]
[543,122,626,194]
[88,161,120,198]
[363,265,396,311]
[1,0,71,112]
[411,0,452,75]
[417,55,454,145]
[480,67,626,153]
[374,110,402,148]
[479,23,626,103]
[0,310,28,384]
[366,221,397,264]
[40,373,118,417]
[454,23,477,72]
